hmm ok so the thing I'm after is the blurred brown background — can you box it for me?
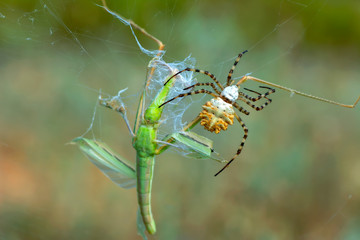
[1,0,360,239]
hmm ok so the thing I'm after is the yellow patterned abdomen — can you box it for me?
[199,97,235,134]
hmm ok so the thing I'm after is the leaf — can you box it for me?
[72,137,136,189]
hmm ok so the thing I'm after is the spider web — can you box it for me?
[1,0,359,239]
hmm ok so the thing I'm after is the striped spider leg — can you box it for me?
[159,50,275,176]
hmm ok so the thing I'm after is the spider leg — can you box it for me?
[238,96,272,111]
[164,68,224,90]
[240,86,275,102]
[183,82,222,95]
[158,89,218,108]
[215,113,248,176]
[226,50,248,86]
[232,102,250,116]
[237,87,275,111]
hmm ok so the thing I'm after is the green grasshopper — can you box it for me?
[72,3,222,236]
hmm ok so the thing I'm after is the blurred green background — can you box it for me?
[1,0,360,239]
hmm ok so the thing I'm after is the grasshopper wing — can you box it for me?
[72,137,136,189]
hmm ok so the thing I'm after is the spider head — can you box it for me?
[221,85,239,102]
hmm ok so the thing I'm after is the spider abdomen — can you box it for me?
[199,97,235,134]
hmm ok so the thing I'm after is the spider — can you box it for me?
[158,50,276,176]
[159,50,360,176]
